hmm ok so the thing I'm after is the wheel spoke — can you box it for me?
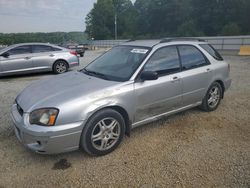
[108,120,117,131]
[92,133,102,142]
[110,132,119,140]
[213,87,218,95]
[100,139,108,149]
[208,97,213,104]
[100,120,107,127]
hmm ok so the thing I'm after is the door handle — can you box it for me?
[24,57,31,60]
[206,68,212,73]
[171,76,180,83]
[49,54,55,57]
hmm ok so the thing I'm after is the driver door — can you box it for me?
[134,46,182,122]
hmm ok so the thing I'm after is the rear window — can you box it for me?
[52,47,62,51]
[178,45,209,70]
[32,45,62,53]
[199,44,223,61]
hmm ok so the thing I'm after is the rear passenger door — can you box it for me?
[178,45,212,106]
[31,45,58,70]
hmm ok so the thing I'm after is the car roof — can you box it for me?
[12,42,59,47]
[121,38,207,48]
[121,40,161,48]
[2,43,66,51]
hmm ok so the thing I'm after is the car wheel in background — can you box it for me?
[80,109,125,156]
[200,82,222,112]
[53,60,68,74]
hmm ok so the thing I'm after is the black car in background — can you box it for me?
[67,45,87,57]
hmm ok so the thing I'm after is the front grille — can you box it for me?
[16,103,24,117]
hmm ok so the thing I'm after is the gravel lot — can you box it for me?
[0,50,249,188]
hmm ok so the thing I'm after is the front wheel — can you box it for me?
[80,109,125,156]
[200,82,222,112]
[53,60,68,74]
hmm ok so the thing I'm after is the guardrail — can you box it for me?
[90,36,250,51]
[200,36,250,50]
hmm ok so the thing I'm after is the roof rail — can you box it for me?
[159,37,206,43]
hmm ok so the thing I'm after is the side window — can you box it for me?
[178,45,208,70]
[144,46,180,76]
[32,45,52,53]
[7,45,32,55]
[52,47,62,51]
[199,44,223,61]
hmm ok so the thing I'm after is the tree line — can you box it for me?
[85,0,250,40]
[0,32,88,45]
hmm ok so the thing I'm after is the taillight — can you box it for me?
[70,51,77,56]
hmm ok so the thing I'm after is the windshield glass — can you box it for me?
[83,46,150,82]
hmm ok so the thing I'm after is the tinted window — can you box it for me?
[52,47,62,51]
[199,44,223,61]
[144,46,180,76]
[178,45,208,70]
[33,45,52,53]
[8,45,32,55]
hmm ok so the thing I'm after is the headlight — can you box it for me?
[29,108,59,126]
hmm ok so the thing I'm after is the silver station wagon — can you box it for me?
[0,43,79,76]
[11,38,231,156]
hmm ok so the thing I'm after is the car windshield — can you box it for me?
[83,46,150,82]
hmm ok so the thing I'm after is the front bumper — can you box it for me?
[11,104,85,154]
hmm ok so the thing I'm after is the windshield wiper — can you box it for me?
[82,68,110,80]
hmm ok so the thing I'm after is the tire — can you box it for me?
[80,53,84,57]
[80,109,125,156]
[200,82,223,112]
[53,60,68,74]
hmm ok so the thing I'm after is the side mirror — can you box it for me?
[1,52,10,58]
[140,71,158,81]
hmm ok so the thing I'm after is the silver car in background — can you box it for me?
[0,43,79,76]
[11,39,231,156]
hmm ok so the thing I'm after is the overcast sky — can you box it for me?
[0,0,97,33]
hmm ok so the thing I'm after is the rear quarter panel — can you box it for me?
[54,51,79,68]
[196,44,231,92]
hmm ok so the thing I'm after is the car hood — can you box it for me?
[16,71,119,112]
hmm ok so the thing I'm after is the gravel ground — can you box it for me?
[0,51,249,188]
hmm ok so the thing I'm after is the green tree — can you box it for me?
[85,0,115,40]
[85,0,136,39]
[222,23,241,36]
[0,32,88,45]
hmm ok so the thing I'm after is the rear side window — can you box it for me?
[52,47,62,51]
[32,45,52,53]
[178,45,209,70]
[199,44,223,61]
[144,46,180,76]
[8,45,32,55]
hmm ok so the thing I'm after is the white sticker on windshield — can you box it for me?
[131,49,148,54]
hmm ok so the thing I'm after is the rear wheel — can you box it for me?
[53,60,68,74]
[200,82,222,112]
[80,109,125,156]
